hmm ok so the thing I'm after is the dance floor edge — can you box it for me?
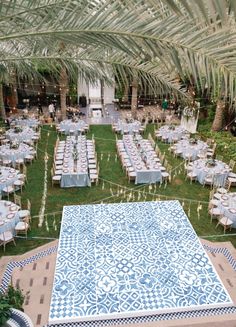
[49,201,233,325]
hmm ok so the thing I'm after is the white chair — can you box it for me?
[18,199,31,221]
[15,217,30,237]
[0,230,16,251]
[216,215,233,234]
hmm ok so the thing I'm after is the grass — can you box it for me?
[0,123,235,257]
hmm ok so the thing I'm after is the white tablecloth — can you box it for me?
[5,127,37,142]
[0,200,20,234]
[192,159,230,186]
[0,143,34,165]
[59,136,92,187]
[176,139,208,161]
[122,135,162,184]
[215,193,236,228]
[158,125,186,143]
[59,120,87,135]
[10,118,39,128]
[116,120,141,134]
[0,166,20,194]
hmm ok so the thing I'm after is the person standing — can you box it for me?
[38,102,43,115]
[48,102,55,121]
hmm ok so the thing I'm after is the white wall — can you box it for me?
[104,83,115,105]
[77,78,89,101]
[88,81,101,101]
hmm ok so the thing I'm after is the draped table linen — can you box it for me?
[5,127,38,142]
[0,143,34,165]
[121,135,162,184]
[116,120,141,134]
[0,200,20,234]
[59,120,88,135]
[0,166,21,194]
[175,139,208,161]
[60,136,91,187]
[158,125,186,143]
[192,159,230,186]
[215,193,236,228]
[10,118,39,128]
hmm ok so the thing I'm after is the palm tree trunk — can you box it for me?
[131,77,138,119]
[123,84,129,102]
[10,70,18,108]
[211,99,225,131]
[0,84,6,120]
[59,67,68,119]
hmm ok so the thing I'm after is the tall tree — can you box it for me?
[59,67,68,119]
[0,84,6,120]
[131,76,138,119]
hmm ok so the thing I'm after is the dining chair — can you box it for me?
[15,216,30,238]
[0,230,16,251]
[216,215,233,234]
[14,194,22,207]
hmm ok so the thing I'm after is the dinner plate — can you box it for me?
[8,174,14,178]
[10,205,18,211]
[221,201,229,207]
[7,213,15,219]
[0,221,4,226]
[229,208,236,214]
[222,195,229,200]
[63,169,69,173]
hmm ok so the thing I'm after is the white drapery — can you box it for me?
[181,108,199,133]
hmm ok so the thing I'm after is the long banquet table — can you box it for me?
[59,136,92,187]
[119,135,162,184]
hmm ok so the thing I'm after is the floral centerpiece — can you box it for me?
[168,124,175,130]
[10,141,19,149]
[73,144,79,161]
[189,138,198,145]
[14,126,23,133]
[206,159,216,167]
[182,107,198,121]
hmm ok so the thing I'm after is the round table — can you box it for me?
[175,139,208,161]
[215,193,236,228]
[0,200,20,234]
[116,120,141,134]
[0,166,21,194]
[192,159,230,186]
[59,120,87,135]
[158,125,186,143]
[0,143,34,165]
[5,127,37,142]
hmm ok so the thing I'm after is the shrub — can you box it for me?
[0,286,25,326]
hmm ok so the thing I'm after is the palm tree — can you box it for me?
[0,0,236,121]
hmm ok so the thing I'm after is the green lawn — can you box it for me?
[0,123,235,256]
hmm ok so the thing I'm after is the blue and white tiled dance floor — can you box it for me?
[49,201,233,324]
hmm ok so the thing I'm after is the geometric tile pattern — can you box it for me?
[49,201,233,324]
